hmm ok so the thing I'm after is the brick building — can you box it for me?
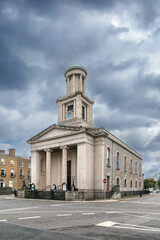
[0,149,31,189]
[28,64,143,199]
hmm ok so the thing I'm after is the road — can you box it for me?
[0,193,160,239]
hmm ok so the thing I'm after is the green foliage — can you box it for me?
[157,178,160,190]
[144,178,156,189]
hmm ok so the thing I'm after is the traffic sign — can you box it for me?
[103,179,106,183]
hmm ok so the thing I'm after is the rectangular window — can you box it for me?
[28,162,31,168]
[28,171,31,178]
[135,162,137,174]
[135,181,137,187]
[1,168,5,176]
[139,181,141,188]
[130,159,132,173]
[9,180,13,188]
[124,179,127,187]
[117,152,119,169]
[82,106,85,120]
[68,105,73,111]
[130,180,132,187]
[124,156,126,171]
[1,158,5,165]
[139,164,141,176]
[20,161,23,167]
[107,147,110,166]
[11,169,15,177]
[20,169,23,178]
[11,160,14,166]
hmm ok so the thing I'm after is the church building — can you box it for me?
[28,64,143,199]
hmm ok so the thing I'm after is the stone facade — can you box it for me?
[28,64,143,197]
[0,149,31,189]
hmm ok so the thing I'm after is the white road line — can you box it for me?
[0,219,7,222]
[0,207,39,212]
[50,204,71,207]
[114,211,160,221]
[18,216,41,220]
[57,214,72,217]
[82,213,95,215]
[106,211,117,214]
[96,221,160,232]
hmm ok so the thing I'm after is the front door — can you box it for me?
[67,160,71,190]
[107,176,110,192]
[0,180,4,187]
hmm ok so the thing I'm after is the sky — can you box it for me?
[0,0,160,179]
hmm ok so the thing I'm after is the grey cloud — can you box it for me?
[0,0,160,178]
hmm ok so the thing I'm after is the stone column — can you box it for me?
[45,149,53,188]
[60,146,68,184]
[80,74,83,92]
[66,77,69,95]
[74,99,76,118]
[31,150,40,189]
[73,74,76,93]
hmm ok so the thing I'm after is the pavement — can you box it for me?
[0,193,160,239]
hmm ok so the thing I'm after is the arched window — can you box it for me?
[117,178,119,185]
[117,152,119,169]
[107,147,110,166]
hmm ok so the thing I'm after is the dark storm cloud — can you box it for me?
[0,0,160,177]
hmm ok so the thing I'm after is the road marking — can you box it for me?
[106,211,117,214]
[0,219,7,222]
[0,207,39,212]
[96,221,160,232]
[57,214,72,217]
[82,213,95,215]
[113,211,160,221]
[50,204,71,207]
[18,216,41,220]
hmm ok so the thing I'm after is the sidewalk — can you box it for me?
[0,194,15,200]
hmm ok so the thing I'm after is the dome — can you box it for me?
[64,63,87,76]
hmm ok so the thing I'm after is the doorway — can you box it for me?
[67,160,71,190]
[0,180,4,187]
[107,176,110,192]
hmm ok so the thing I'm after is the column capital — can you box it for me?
[44,148,53,152]
[60,146,69,150]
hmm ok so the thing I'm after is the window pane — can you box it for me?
[68,105,73,111]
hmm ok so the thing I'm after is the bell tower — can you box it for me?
[56,64,94,128]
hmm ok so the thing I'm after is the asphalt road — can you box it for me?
[0,193,160,239]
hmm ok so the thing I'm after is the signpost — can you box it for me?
[103,179,106,199]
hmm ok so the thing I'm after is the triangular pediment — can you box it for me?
[27,124,81,143]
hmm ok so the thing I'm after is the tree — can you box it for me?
[157,178,160,190]
[144,178,156,189]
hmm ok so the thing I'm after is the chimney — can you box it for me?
[0,150,5,153]
[9,149,15,156]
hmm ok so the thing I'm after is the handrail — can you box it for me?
[41,185,51,191]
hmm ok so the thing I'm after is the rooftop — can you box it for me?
[64,63,87,76]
